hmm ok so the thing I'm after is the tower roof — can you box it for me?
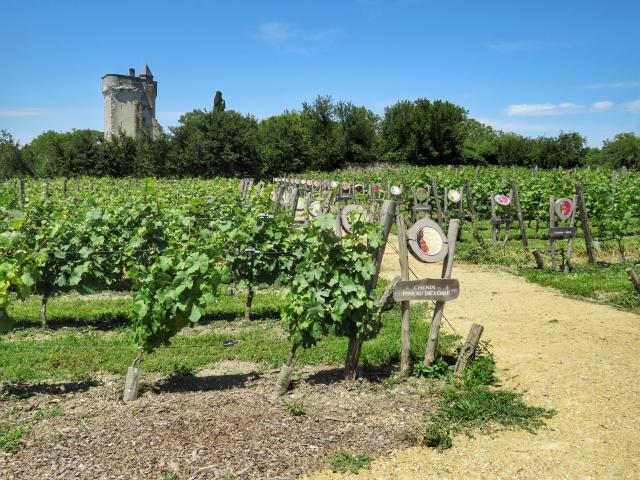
[140,64,153,79]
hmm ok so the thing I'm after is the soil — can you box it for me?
[307,236,640,479]
[0,361,433,479]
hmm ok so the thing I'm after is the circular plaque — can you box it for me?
[354,183,364,194]
[494,194,511,206]
[341,204,370,233]
[373,184,381,194]
[308,200,322,217]
[342,181,350,191]
[301,179,307,185]
[322,180,329,189]
[554,198,574,220]
[294,178,300,185]
[406,218,448,263]
[330,180,339,189]
[313,180,321,188]
[390,185,402,196]
[448,189,461,203]
[416,187,428,202]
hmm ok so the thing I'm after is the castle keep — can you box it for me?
[102,65,162,139]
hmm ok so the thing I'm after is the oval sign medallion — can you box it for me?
[554,198,574,220]
[448,189,461,203]
[494,194,511,206]
[416,187,428,202]
[406,218,448,263]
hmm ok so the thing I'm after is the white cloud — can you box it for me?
[0,108,48,117]
[254,22,339,54]
[485,41,586,53]
[506,101,615,116]
[585,81,640,90]
[623,100,640,113]
[591,101,614,111]
[506,103,581,116]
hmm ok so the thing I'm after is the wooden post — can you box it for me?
[17,179,24,207]
[379,275,400,312]
[575,182,595,264]
[564,194,579,272]
[396,215,411,375]
[490,193,497,248]
[454,323,484,373]
[273,185,286,213]
[465,180,482,244]
[511,181,529,250]
[63,178,68,195]
[503,193,512,246]
[443,187,449,219]
[431,177,444,225]
[44,180,49,199]
[626,268,640,294]
[532,249,544,269]
[289,187,299,220]
[549,195,557,271]
[424,219,460,366]
[344,200,397,380]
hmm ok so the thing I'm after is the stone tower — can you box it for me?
[102,65,162,139]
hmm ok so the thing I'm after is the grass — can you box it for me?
[0,283,459,382]
[0,406,61,452]
[323,451,373,474]
[424,386,555,451]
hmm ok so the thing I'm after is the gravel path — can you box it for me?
[310,236,640,479]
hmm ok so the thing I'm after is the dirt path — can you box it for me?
[310,237,640,480]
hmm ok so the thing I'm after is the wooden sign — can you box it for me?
[494,194,511,206]
[554,198,574,220]
[308,200,322,217]
[393,279,460,302]
[447,189,461,203]
[341,204,370,233]
[406,218,448,263]
[390,185,402,196]
[549,226,577,239]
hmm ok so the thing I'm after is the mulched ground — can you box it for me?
[0,361,434,479]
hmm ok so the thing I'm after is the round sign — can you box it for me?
[448,189,461,203]
[301,179,307,185]
[416,187,428,202]
[294,178,300,185]
[341,204,370,233]
[330,180,339,189]
[406,218,448,263]
[494,194,511,206]
[554,198,574,220]
[390,185,402,196]
[308,200,322,217]
[342,181,350,191]
[354,183,364,194]
[373,184,381,194]
[313,180,321,188]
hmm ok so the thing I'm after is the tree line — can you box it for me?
[1,95,639,178]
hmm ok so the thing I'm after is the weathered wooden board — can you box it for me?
[393,278,460,302]
[549,226,577,239]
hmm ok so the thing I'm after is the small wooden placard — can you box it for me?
[490,215,512,225]
[393,278,460,302]
[549,226,577,239]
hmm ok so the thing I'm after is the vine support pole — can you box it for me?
[430,177,444,225]
[396,214,411,375]
[549,195,557,271]
[575,182,596,264]
[511,180,529,250]
[344,200,397,381]
[424,219,460,366]
[564,194,579,272]
[464,180,482,244]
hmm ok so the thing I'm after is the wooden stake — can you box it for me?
[532,249,544,269]
[575,182,596,264]
[549,195,557,271]
[626,268,640,294]
[424,219,460,366]
[396,214,411,375]
[454,323,484,373]
[490,194,497,248]
[431,177,444,225]
[464,180,482,244]
[564,194,579,272]
[511,180,529,250]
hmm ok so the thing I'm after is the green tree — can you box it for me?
[169,109,261,177]
[460,119,498,164]
[301,95,343,170]
[335,101,379,164]
[258,111,312,176]
[600,133,640,169]
[0,130,31,178]
[213,90,226,112]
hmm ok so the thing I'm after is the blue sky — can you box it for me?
[1,0,639,146]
